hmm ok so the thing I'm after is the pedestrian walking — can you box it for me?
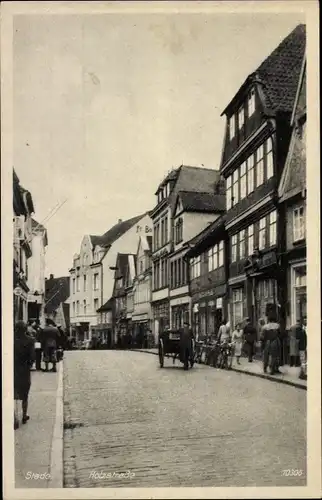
[260,312,281,375]
[34,322,43,370]
[243,318,257,362]
[40,318,60,372]
[231,323,243,365]
[288,320,301,366]
[217,319,230,343]
[297,317,307,380]
[14,321,35,429]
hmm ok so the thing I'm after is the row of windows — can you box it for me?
[229,88,256,141]
[226,137,274,210]
[231,211,277,262]
[170,258,188,289]
[72,298,99,316]
[153,215,169,250]
[72,273,99,293]
[153,257,168,290]
[293,206,305,242]
[134,284,150,305]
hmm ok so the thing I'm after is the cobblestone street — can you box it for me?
[63,350,306,488]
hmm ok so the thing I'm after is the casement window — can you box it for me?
[177,259,182,286]
[73,278,76,294]
[269,211,277,246]
[191,256,201,279]
[218,241,224,267]
[175,218,183,244]
[259,216,267,250]
[161,219,165,246]
[182,259,187,284]
[83,275,87,292]
[247,154,255,194]
[238,105,245,130]
[153,261,160,289]
[208,245,218,271]
[76,276,80,292]
[94,273,99,291]
[232,169,239,205]
[170,261,174,288]
[229,115,236,140]
[231,234,238,262]
[239,229,246,259]
[293,206,305,242]
[266,137,274,179]
[248,88,256,116]
[226,176,232,210]
[73,302,75,316]
[256,144,264,186]
[94,298,99,311]
[240,162,247,199]
[248,224,254,256]
[76,301,80,315]
[83,300,87,316]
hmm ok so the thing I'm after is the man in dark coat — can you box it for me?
[260,312,281,374]
[297,318,307,380]
[179,322,194,365]
[243,318,257,362]
[40,319,60,372]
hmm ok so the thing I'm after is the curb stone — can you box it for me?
[135,349,307,390]
[48,359,64,487]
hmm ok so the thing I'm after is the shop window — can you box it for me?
[266,137,274,179]
[248,224,254,256]
[293,206,305,242]
[248,88,256,116]
[218,241,224,267]
[247,154,255,194]
[226,175,232,210]
[256,279,276,320]
[256,144,264,187]
[239,229,246,259]
[292,265,307,323]
[232,288,244,329]
[231,234,237,262]
[232,169,239,206]
[258,216,266,250]
[240,162,247,199]
[269,210,277,246]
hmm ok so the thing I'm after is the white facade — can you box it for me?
[69,214,152,339]
[27,222,48,326]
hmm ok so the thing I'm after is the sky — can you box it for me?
[13,10,305,277]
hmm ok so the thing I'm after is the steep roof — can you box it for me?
[99,214,146,248]
[222,24,306,115]
[45,276,70,314]
[155,165,220,195]
[279,57,306,202]
[178,191,226,213]
[186,215,226,258]
[97,298,113,312]
[32,218,48,246]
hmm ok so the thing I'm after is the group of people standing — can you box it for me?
[201,313,307,379]
[14,318,66,430]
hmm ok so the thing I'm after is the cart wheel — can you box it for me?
[158,339,164,368]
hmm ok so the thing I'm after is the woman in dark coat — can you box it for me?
[14,321,35,429]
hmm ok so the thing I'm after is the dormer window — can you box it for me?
[229,115,236,140]
[248,88,256,116]
[238,105,245,130]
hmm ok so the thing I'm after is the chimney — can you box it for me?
[49,274,54,280]
[118,219,122,224]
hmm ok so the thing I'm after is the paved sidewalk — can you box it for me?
[134,348,307,390]
[14,361,64,488]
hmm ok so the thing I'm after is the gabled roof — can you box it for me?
[97,213,147,248]
[176,191,226,214]
[186,215,226,258]
[221,24,306,116]
[278,56,306,202]
[97,298,113,312]
[155,165,220,196]
[45,276,70,314]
